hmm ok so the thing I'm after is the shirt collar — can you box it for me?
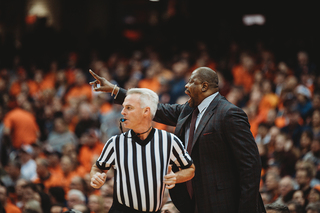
[197,92,219,114]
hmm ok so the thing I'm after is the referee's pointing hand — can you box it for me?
[91,172,107,189]
[164,165,176,189]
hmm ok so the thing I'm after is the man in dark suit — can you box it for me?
[89,67,266,213]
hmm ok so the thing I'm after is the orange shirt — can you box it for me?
[9,80,39,97]
[138,78,161,93]
[232,65,254,93]
[65,85,93,104]
[3,108,39,149]
[48,165,64,177]
[78,142,105,173]
[100,102,112,115]
[5,201,22,213]
[60,171,79,193]
[33,173,63,192]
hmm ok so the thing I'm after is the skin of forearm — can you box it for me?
[90,164,105,179]
[175,164,195,183]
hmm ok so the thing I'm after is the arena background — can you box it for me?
[0,0,319,76]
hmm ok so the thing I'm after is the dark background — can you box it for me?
[0,0,319,72]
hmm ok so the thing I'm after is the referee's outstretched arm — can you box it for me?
[90,164,107,189]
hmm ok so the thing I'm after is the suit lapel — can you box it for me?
[190,94,221,152]
[175,104,193,143]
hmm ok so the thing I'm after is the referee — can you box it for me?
[90,88,195,213]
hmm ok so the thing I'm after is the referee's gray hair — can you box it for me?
[127,88,159,119]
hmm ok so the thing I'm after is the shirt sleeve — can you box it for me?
[96,136,116,170]
[170,134,193,169]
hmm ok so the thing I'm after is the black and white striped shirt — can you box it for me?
[96,128,193,212]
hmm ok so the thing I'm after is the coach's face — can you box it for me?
[121,93,145,130]
[185,70,203,107]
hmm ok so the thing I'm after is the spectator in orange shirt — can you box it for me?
[0,184,21,213]
[33,158,62,192]
[9,67,37,98]
[60,155,86,193]
[78,128,104,173]
[45,150,63,176]
[138,63,161,93]
[3,93,39,150]
[64,69,93,106]
[232,52,256,94]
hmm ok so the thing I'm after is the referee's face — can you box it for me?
[121,93,146,130]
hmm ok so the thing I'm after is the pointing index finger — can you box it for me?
[89,69,101,80]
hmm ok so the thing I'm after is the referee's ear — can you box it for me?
[144,107,151,117]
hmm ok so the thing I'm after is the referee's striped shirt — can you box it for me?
[96,128,193,212]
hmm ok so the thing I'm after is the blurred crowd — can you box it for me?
[0,40,320,213]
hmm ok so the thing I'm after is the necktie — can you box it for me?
[187,107,199,153]
[186,107,199,199]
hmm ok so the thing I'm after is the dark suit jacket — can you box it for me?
[115,89,266,213]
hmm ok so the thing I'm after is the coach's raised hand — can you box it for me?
[89,69,117,93]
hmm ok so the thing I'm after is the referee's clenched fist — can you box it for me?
[90,172,107,189]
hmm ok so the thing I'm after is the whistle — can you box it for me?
[120,118,127,122]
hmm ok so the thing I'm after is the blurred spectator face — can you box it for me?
[23,186,36,202]
[295,170,310,188]
[88,195,102,212]
[274,72,286,85]
[36,159,47,178]
[269,126,280,142]
[311,139,320,154]
[73,204,89,212]
[257,125,269,138]
[275,135,286,152]
[300,132,312,149]
[265,173,279,192]
[312,94,320,109]
[0,185,6,205]
[5,162,20,179]
[279,177,293,197]
[75,70,86,86]
[47,152,60,167]
[100,183,113,197]
[80,129,98,147]
[104,196,113,212]
[67,194,83,209]
[297,51,308,66]
[266,109,277,125]
[16,179,27,198]
[61,156,74,174]
[34,69,43,83]
[54,117,67,133]
[62,143,76,156]
[309,188,320,203]
[69,176,85,193]
[78,102,92,120]
[241,54,255,72]
[172,61,188,79]
[262,80,272,94]
[50,205,65,213]
[292,190,305,206]
[312,110,320,127]
[56,70,67,84]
